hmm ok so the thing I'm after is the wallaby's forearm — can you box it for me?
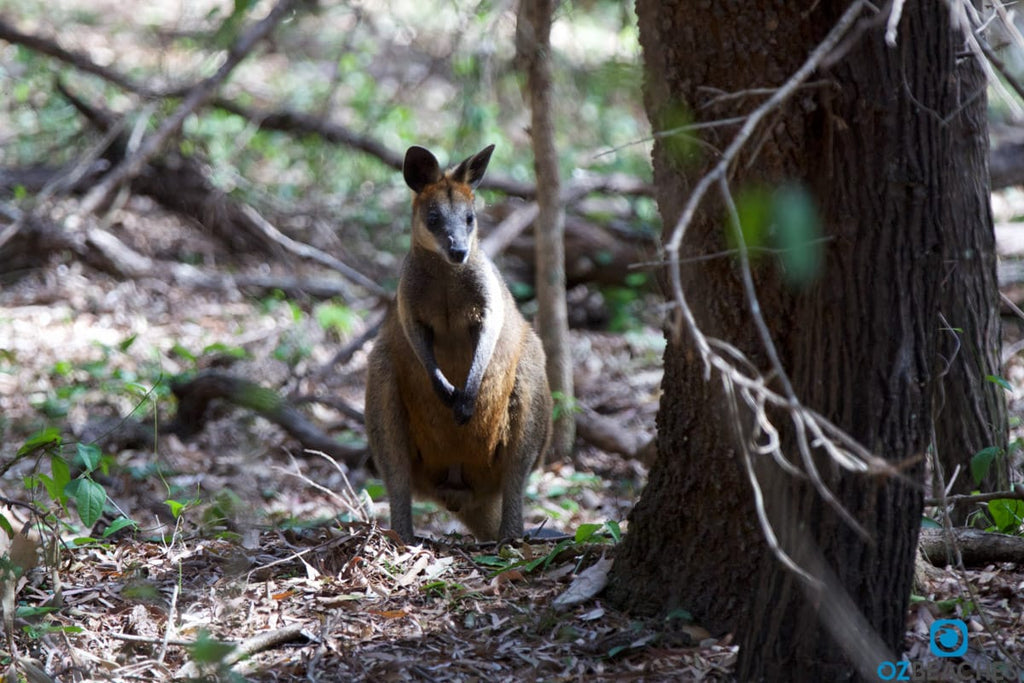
[403,318,456,407]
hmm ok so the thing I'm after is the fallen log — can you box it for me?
[918,527,1024,567]
[170,369,366,468]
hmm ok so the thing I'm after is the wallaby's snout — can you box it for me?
[447,243,469,264]
[424,201,473,264]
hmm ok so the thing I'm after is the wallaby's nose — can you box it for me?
[448,245,469,264]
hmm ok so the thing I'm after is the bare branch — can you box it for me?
[78,0,301,216]
[925,487,1024,508]
[0,18,171,96]
[238,204,386,297]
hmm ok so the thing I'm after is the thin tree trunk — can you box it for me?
[519,0,575,461]
[933,17,1008,511]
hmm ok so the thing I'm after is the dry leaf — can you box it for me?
[552,556,613,611]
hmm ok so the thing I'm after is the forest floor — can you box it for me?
[1,0,1024,677]
[0,197,1023,682]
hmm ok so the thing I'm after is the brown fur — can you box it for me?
[365,145,552,542]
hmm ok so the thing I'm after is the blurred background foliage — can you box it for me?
[0,0,657,300]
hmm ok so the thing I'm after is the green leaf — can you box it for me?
[0,513,13,538]
[603,520,622,543]
[188,629,236,664]
[103,517,138,537]
[76,443,102,473]
[314,302,359,338]
[201,342,248,360]
[730,186,772,252]
[659,103,699,167]
[166,499,186,519]
[362,482,386,501]
[771,184,822,287]
[16,606,57,619]
[575,523,603,543]
[970,446,1002,486]
[986,374,1013,392]
[665,608,693,623]
[18,428,62,456]
[987,499,1024,534]
[68,478,106,528]
[170,343,197,364]
[118,334,138,352]
[42,456,71,504]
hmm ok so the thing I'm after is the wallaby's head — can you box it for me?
[403,144,495,265]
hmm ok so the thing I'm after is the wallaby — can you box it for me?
[364,144,552,543]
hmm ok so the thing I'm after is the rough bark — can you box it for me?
[519,0,575,461]
[933,28,1009,509]
[608,2,1000,680]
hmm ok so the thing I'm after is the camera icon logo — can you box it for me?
[930,619,968,658]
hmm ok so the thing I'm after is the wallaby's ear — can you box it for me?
[404,146,442,193]
[452,144,495,189]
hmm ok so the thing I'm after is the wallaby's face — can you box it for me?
[403,145,495,265]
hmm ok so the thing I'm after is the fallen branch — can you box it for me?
[170,369,366,468]
[224,624,313,667]
[919,527,1024,567]
[574,405,654,464]
[79,222,357,299]
[312,311,386,381]
[174,624,314,678]
[480,201,540,258]
[238,204,386,297]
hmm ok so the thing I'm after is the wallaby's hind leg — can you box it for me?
[365,351,416,542]
[496,339,553,541]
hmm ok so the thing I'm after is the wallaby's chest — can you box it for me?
[400,257,491,374]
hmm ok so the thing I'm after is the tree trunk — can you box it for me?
[608,2,1001,680]
[519,0,575,461]
[933,24,1008,511]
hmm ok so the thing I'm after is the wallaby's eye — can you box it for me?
[465,213,474,226]
[426,211,442,231]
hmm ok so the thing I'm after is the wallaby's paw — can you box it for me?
[430,371,457,408]
[453,391,476,425]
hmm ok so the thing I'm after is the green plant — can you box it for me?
[185,628,243,681]
[970,445,1004,486]
[986,497,1024,534]
[551,391,582,422]
[20,434,133,536]
[314,301,359,340]
[475,520,622,577]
